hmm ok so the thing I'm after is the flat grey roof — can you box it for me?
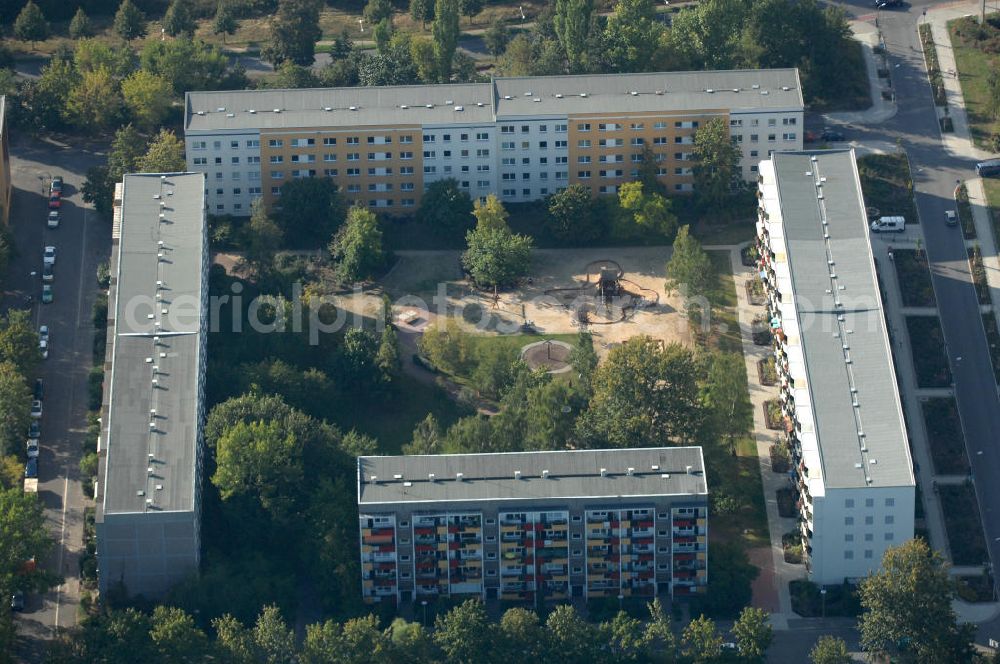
[104,173,206,514]
[358,447,707,506]
[493,69,802,118]
[185,70,803,132]
[772,150,914,489]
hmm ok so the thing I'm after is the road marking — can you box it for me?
[52,469,69,633]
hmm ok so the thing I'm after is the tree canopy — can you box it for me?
[665,225,713,302]
[329,206,386,283]
[276,176,346,247]
[692,117,744,210]
[263,0,323,66]
[417,178,474,239]
[113,0,147,41]
[14,1,49,46]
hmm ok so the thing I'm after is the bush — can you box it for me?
[87,366,104,411]
[790,580,860,617]
[770,443,790,473]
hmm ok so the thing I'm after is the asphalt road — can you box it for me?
[841,0,1000,647]
[5,136,108,659]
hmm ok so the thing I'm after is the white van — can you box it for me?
[870,216,905,233]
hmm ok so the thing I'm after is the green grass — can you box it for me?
[956,184,977,240]
[939,484,989,566]
[705,251,742,354]
[921,398,970,475]
[919,23,947,107]
[464,332,580,358]
[337,373,470,454]
[807,39,871,112]
[969,246,991,306]
[894,250,936,307]
[905,316,953,388]
[948,15,1000,150]
[858,153,919,224]
[984,178,1000,247]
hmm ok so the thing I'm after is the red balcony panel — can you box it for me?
[415,527,434,536]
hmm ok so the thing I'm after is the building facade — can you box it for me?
[0,96,11,226]
[357,448,708,604]
[755,150,916,584]
[185,70,804,216]
[95,173,209,598]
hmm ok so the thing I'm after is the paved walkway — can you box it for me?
[827,21,898,125]
[730,247,804,631]
[922,9,995,161]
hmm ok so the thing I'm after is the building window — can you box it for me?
[578,140,591,148]
[572,515,582,522]
[247,139,260,148]
[885,515,895,524]
[486,535,495,542]
[577,123,591,132]
[885,532,894,541]
[865,533,874,542]
[865,516,874,525]
[347,153,360,161]
[323,137,336,146]
[324,169,337,176]
[268,139,283,148]
[521,125,530,133]
[347,137,360,144]
[865,498,874,508]
[291,138,315,147]
[845,517,854,526]
[193,157,207,165]
[885,498,895,507]
[502,142,515,151]
[577,171,591,179]
[768,134,776,142]
[845,499,855,508]
[324,154,337,162]
[845,534,854,542]
[487,552,497,559]
[476,132,490,141]
[347,168,360,176]
[864,550,873,559]
[844,550,854,560]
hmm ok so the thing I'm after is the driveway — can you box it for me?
[5,135,108,658]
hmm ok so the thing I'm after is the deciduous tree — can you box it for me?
[809,635,852,664]
[417,178,473,238]
[577,336,703,448]
[603,0,661,71]
[0,363,30,457]
[364,0,394,24]
[433,599,495,663]
[113,0,148,41]
[858,539,975,663]
[432,0,460,81]
[83,124,145,217]
[245,198,284,276]
[693,116,744,209]
[546,604,602,661]
[0,309,42,378]
[617,181,677,239]
[664,225,713,301]
[547,183,603,242]
[138,129,186,172]
[484,18,510,57]
[459,0,485,24]
[14,1,49,47]
[554,0,594,72]
[703,351,753,454]
[405,414,443,455]
[569,329,598,394]
[682,614,723,664]
[276,176,345,247]
[329,206,385,283]
[462,198,533,289]
[263,0,323,67]
[213,1,239,42]
[140,37,233,94]
[410,0,434,28]
[122,70,173,130]
[732,606,773,661]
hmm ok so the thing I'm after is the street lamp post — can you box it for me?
[618,593,625,612]
[421,599,428,626]
[820,588,827,618]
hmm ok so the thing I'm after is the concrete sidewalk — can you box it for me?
[730,247,803,631]
[827,21,898,125]
[922,8,995,161]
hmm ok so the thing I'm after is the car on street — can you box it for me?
[39,326,49,358]
[42,262,53,283]
[945,210,958,227]
[10,592,24,612]
[41,285,53,304]
[804,130,818,143]
[43,246,56,265]
[28,421,40,439]
[50,176,63,195]
[39,337,48,359]
[48,194,61,210]
[24,457,37,479]
[26,439,38,459]
[47,210,60,228]
[875,0,902,8]
[821,129,845,142]
[30,400,42,419]
[33,379,43,401]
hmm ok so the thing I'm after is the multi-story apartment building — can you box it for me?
[95,173,209,598]
[755,149,916,584]
[185,70,803,216]
[0,96,11,225]
[357,447,708,604]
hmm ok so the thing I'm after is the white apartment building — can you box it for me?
[756,149,916,584]
[184,70,804,217]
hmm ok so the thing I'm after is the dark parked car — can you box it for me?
[25,457,37,479]
[821,129,845,142]
[10,592,24,612]
[28,421,40,439]
[50,176,63,195]
[48,195,61,210]
[34,379,43,401]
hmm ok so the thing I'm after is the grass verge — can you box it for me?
[919,23,947,107]
[957,184,977,240]
[968,246,991,306]
[704,251,742,354]
[939,483,988,566]
[920,398,970,475]
[857,153,919,224]
[984,178,1000,247]
[894,249,936,307]
[905,316,953,388]
[948,15,1000,150]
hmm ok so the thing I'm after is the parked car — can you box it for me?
[39,326,49,358]
[803,130,818,143]
[50,176,63,195]
[24,457,37,479]
[30,400,42,419]
[945,210,958,227]
[871,216,906,233]
[42,263,54,283]
[39,337,48,360]
[48,195,61,210]
[976,158,1000,178]
[10,592,24,612]
[33,379,43,401]
[41,285,53,304]
[875,0,902,8]
[26,439,39,459]
[28,421,40,439]
[821,129,845,142]
[43,246,56,265]
[47,211,60,229]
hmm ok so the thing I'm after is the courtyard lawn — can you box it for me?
[705,251,742,354]
[948,14,1000,150]
[857,153,919,224]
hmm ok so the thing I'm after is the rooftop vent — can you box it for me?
[580,92,588,97]
[630,91,638,96]
[733,88,739,93]
[555,93,564,98]
[655,90,664,95]
[454,105,464,111]
[810,156,818,162]
[393,473,403,480]
[156,484,163,491]
[424,104,433,109]
[137,490,145,497]
[760,90,769,95]
[661,473,670,479]
[685,465,693,474]
[428,473,436,481]
[153,194,161,200]
[146,498,153,505]
[226,113,235,118]
[752,84,760,89]
[626,467,635,476]
[456,472,465,481]
[781,86,790,91]
[371,475,378,482]
[706,88,714,93]
[532,98,540,103]
[401,104,409,109]
[869,459,878,465]
[514,470,522,479]
[651,464,660,471]
[273,108,281,113]
[249,109,256,114]
[217,107,225,112]
[477,102,484,107]
[542,469,550,478]
[403,481,413,487]
[349,106,358,111]
[196,111,205,116]
[504,95,513,100]
[599,468,607,477]
[445,100,453,104]
[147,467,154,474]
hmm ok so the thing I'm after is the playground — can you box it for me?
[379,246,695,353]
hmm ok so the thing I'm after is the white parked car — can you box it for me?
[43,246,56,265]
[47,211,60,229]
[30,400,42,419]
[26,439,39,459]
